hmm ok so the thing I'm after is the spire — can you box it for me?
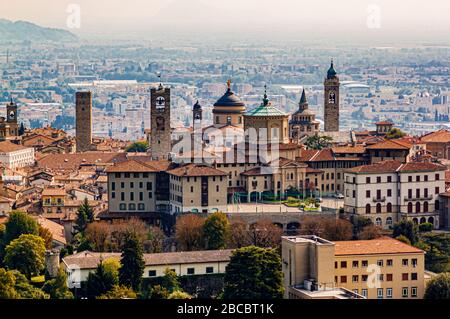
[226,79,232,91]
[262,84,269,106]
[300,88,307,104]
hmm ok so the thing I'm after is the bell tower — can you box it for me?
[6,98,19,137]
[193,100,202,128]
[324,59,340,132]
[150,84,171,160]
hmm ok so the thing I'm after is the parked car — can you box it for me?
[333,193,344,199]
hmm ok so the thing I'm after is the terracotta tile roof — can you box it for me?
[0,141,30,153]
[310,148,335,161]
[420,129,450,143]
[105,159,159,173]
[375,121,394,125]
[63,249,233,270]
[168,164,227,177]
[34,216,66,245]
[296,150,319,162]
[365,139,412,150]
[334,237,424,256]
[331,146,366,154]
[41,188,67,196]
[346,160,446,174]
[37,152,123,171]
[241,167,272,176]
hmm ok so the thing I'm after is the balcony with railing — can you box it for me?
[403,195,433,201]
[372,196,386,203]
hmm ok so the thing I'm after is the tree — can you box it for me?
[144,226,165,253]
[2,211,39,247]
[18,123,25,136]
[419,223,434,233]
[0,268,49,299]
[110,218,148,251]
[86,259,119,298]
[393,220,418,245]
[386,128,406,139]
[119,233,145,291]
[305,135,333,150]
[38,225,53,250]
[395,235,412,246]
[97,285,137,299]
[125,141,149,153]
[424,273,450,299]
[351,216,373,237]
[228,217,249,248]
[161,268,180,293]
[203,212,230,250]
[358,225,382,240]
[223,246,283,299]
[42,267,74,299]
[175,214,205,251]
[300,216,326,237]
[85,222,110,252]
[147,285,169,299]
[168,290,192,299]
[248,219,283,248]
[322,219,353,241]
[74,198,94,236]
[3,234,46,279]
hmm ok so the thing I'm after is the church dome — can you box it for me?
[327,60,337,79]
[213,88,245,107]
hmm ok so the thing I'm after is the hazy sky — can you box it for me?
[1,0,450,41]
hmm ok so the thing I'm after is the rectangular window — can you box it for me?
[362,275,368,282]
[121,192,125,201]
[435,187,440,194]
[377,176,381,183]
[130,192,134,201]
[111,192,115,199]
[366,190,370,198]
[362,260,368,267]
[387,259,393,267]
[386,288,393,298]
[408,176,412,182]
[362,289,368,298]
[377,288,383,299]
[111,182,116,191]
[402,287,408,298]
[387,274,393,281]
[340,276,347,283]
[206,267,214,274]
[115,173,121,178]
[411,287,417,297]
[402,273,409,281]
[411,273,418,281]
[387,176,392,183]
[387,189,392,197]
[416,176,420,182]
[340,261,347,268]
[187,268,195,275]
[352,261,359,268]
[334,261,338,269]
[435,173,440,180]
[352,275,359,283]
[412,259,417,268]
[424,175,428,181]
[402,259,408,266]
[377,260,383,267]
[366,177,371,184]
[147,182,152,190]
[148,270,156,277]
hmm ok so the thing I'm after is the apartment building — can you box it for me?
[282,235,427,299]
[168,164,228,213]
[344,161,446,229]
[0,141,35,169]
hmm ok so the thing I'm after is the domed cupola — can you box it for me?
[212,80,246,128]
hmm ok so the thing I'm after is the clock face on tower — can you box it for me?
[9,111,15,120]
[156,96,165,109]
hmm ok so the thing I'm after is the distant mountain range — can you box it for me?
[0,19,77,42]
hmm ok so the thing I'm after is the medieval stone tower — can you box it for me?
[6,99,18,135]
[150,84,171,160]
[324,60,340,132]
[75,91,92,152]
[193,100,202,128]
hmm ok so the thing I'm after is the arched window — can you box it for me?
[386,217,393,225]
[376,218,382,226]
[423,201,429,213]
[365,204,371,214]
[407,202,413,213]
[428,217,434,226]
[376,203,382,214]
[415,202,421,213]
[387,203,392,213]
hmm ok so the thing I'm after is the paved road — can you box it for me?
[226,198,344,213]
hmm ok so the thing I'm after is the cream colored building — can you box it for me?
[282,235,427,299]
[62,249,232,287]
[0,141,35,169]
[168,164,228,214]
[344,160,446,229]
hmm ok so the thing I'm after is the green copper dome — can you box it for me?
[245,87,287,117]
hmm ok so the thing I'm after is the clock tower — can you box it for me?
[150,84,171,160]
[324,60,340,132]
[6,98,18,136]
